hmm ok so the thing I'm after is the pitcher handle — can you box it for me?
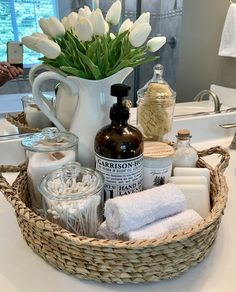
[32,71,79,131]
[29,64,67,86]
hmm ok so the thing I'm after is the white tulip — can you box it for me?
[110,33,116,40]
[129,23,151,47]
[118,18,133,34]
[78,5,91,18]
[61,16,67,29]
[22,36,41,53]
[32,32,49,40]
[36,39,61,59]
[39,18,51,36]
[49,16,65,37]
[131,12,150,31]
[62,12,78,31]
[39,16,65,38]
[147,36,166,52]
[105,0,121,26]
[74,17,93,41]
[90,9,106,36]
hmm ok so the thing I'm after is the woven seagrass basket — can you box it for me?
[6,112,41,134]
[0,146,229,284]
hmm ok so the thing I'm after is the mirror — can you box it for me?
[177,0,236,102]
[0,0,235,137]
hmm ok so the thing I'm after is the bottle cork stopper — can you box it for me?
[176,129,191,139]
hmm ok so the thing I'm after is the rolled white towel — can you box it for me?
[124,209,202,241]
[104,183,186,234]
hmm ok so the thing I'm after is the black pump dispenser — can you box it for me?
[110,84,131,121]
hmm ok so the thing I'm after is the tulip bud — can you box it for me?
[131,12,150,31]
[74,17,93,42]
[39,18,51,36]
[49,16,65,37]
[22,36,41,53]
[39,16,65,38]
[110,33,116,40]
[105,0,121,26]
[118,18,133,34]
[129,23,151,47]
[62,12,78,31]
[32,32,49,40]
[36,39,61,59]
[78,5,91,18]
[147,36,166,52]
[90,8,106,36]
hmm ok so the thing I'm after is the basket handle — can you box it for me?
[197,146,230,173]
[0,163,27,205]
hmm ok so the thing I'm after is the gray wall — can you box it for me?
[176,0,236,102]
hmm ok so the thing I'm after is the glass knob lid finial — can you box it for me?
[42,127,60,139]
[153,64,164,81]
[62,162,81,179]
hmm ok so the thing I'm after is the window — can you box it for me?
[0,0,58,67]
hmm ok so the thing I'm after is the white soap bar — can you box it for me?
[177,184,210,218]
[173,167,210,189]
[169,176,209,190]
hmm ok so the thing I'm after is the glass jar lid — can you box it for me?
[143,141,174,159]
[137,64,176,104]
[21,94,54,103]
[21,127,79,152]
[39,162,105,200]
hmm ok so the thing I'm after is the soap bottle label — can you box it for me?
[95,154,143,203]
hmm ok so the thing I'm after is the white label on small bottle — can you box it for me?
[95,154,143,203]
[143,165,172,190]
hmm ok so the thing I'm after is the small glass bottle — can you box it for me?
[21,127,79,215]
[137,64,176,142]
[95,84,143,203]
[172,129,198,169]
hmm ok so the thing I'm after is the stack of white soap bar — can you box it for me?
[169,167,211,218]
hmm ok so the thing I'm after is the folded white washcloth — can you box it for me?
[104,183,186,234]
[123,209,202,241]
[219,3,236,57]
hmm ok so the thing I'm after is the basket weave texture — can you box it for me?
[0,146,229,284]
[6,112,41,134]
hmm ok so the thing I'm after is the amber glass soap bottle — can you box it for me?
[95,84,143,203]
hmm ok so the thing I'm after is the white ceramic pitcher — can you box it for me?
[32,67,133,168]
[29,64,79,130]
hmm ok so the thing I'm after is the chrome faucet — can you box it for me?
[194,90,221,113]
[219,123,236,150]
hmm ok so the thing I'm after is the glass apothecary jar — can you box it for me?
[21,127,79,215]
[39,162,104,237]
[137,64,176,142]
[22,94,53,129]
